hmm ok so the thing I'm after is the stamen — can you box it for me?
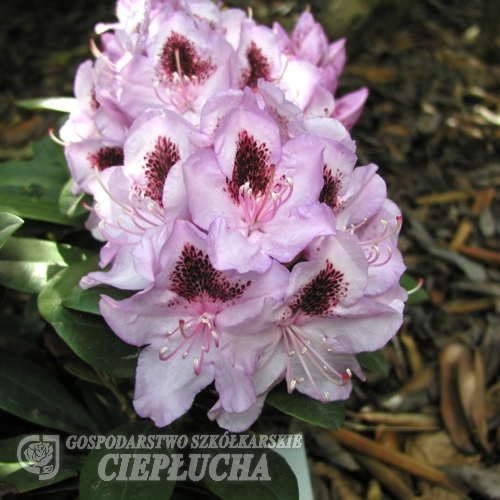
[370,246,393,267]
[89,39,116,70]
[407,278,424,295]
[253,164,275,223]
[282,325,354,402]
[179,320,188,338]
[211,330,220,347]
[348,218,367,236]
[358,216,402,247]
[157,314,220,375]
[98,220,135,246]
[92,165,160,234]
[48,128,67,146]
[277,55,289,82]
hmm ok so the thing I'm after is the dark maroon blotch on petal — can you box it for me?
[289,260,348,316]
[241,41,272,90]
[142,136,180,207]
[226,130,271,202]
[88,146,124,171]
[160,31,215,82]
[319,164,345,214]
[170,244,250,303]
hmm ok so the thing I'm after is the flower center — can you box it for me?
[93,166,163,245]
[225,131,293,229]
[159,315,220,375]
[238,166,294,230]
[155,33,215,112]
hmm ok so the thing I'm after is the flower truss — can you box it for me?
[59,0,406,432]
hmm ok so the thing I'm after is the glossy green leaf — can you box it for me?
[16,97,77,112]
[266,383,345,430]
[59,179,91,218]
[79,421,176,500]
[0,236,92,294]
[0,194,85,226]
[63,285,135,316]
[0,435,78,493]
[0,350,99,434]
[400,274,428,305]
[0,136,68,200]
[356,350,388,376]
[38,257,139,378]
[202,446,299,500]
[0,213,24,250]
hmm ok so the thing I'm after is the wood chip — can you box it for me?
[455,245,500,265]
[415,191,470,205]
[330,428,467,494]
[449,218,473,250]
[314,462,364,500]
[353,453,417,500]
[352,411,439,430]
[400,326,423,373]
[439,343,477,454]
[442,298,495,314]
[471,349,491,453]
[472,187,496,216]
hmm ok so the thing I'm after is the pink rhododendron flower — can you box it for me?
[100,220,289,429]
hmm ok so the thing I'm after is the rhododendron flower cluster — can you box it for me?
[61,0,406,432]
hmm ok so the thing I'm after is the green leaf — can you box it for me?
[0,213,24,250]
[0,350,99,434]
[400,274,428,305]
[201,446,299,500]
[38,257,139,378]
[266,383,345,430]
[0,236,92,294]
[0,194,85,226]
[79,421,176,500]
[63,285,135,316]
[16,97,77,112]
[59,179,92,218]
[0,136,68,200]
[0,435,78,493]
[356,350,388,376]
